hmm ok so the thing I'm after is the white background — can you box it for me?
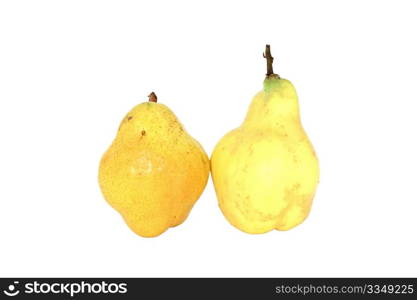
[1,0,416,277]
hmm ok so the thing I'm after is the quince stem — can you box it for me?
[148,92,158,103]
[263,45,280,78]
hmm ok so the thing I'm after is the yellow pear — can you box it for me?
[99,92,209,237]
[211,45,319,234]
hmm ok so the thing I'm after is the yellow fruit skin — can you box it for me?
[211,78,319,234]
[99,102,210,237]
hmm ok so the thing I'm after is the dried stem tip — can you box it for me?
[148,92,157,103]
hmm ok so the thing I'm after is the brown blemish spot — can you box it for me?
[141,130,146,136]
[127,116,133,121]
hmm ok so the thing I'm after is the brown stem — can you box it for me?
[263,44,279,78]
[148,92,157,103]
